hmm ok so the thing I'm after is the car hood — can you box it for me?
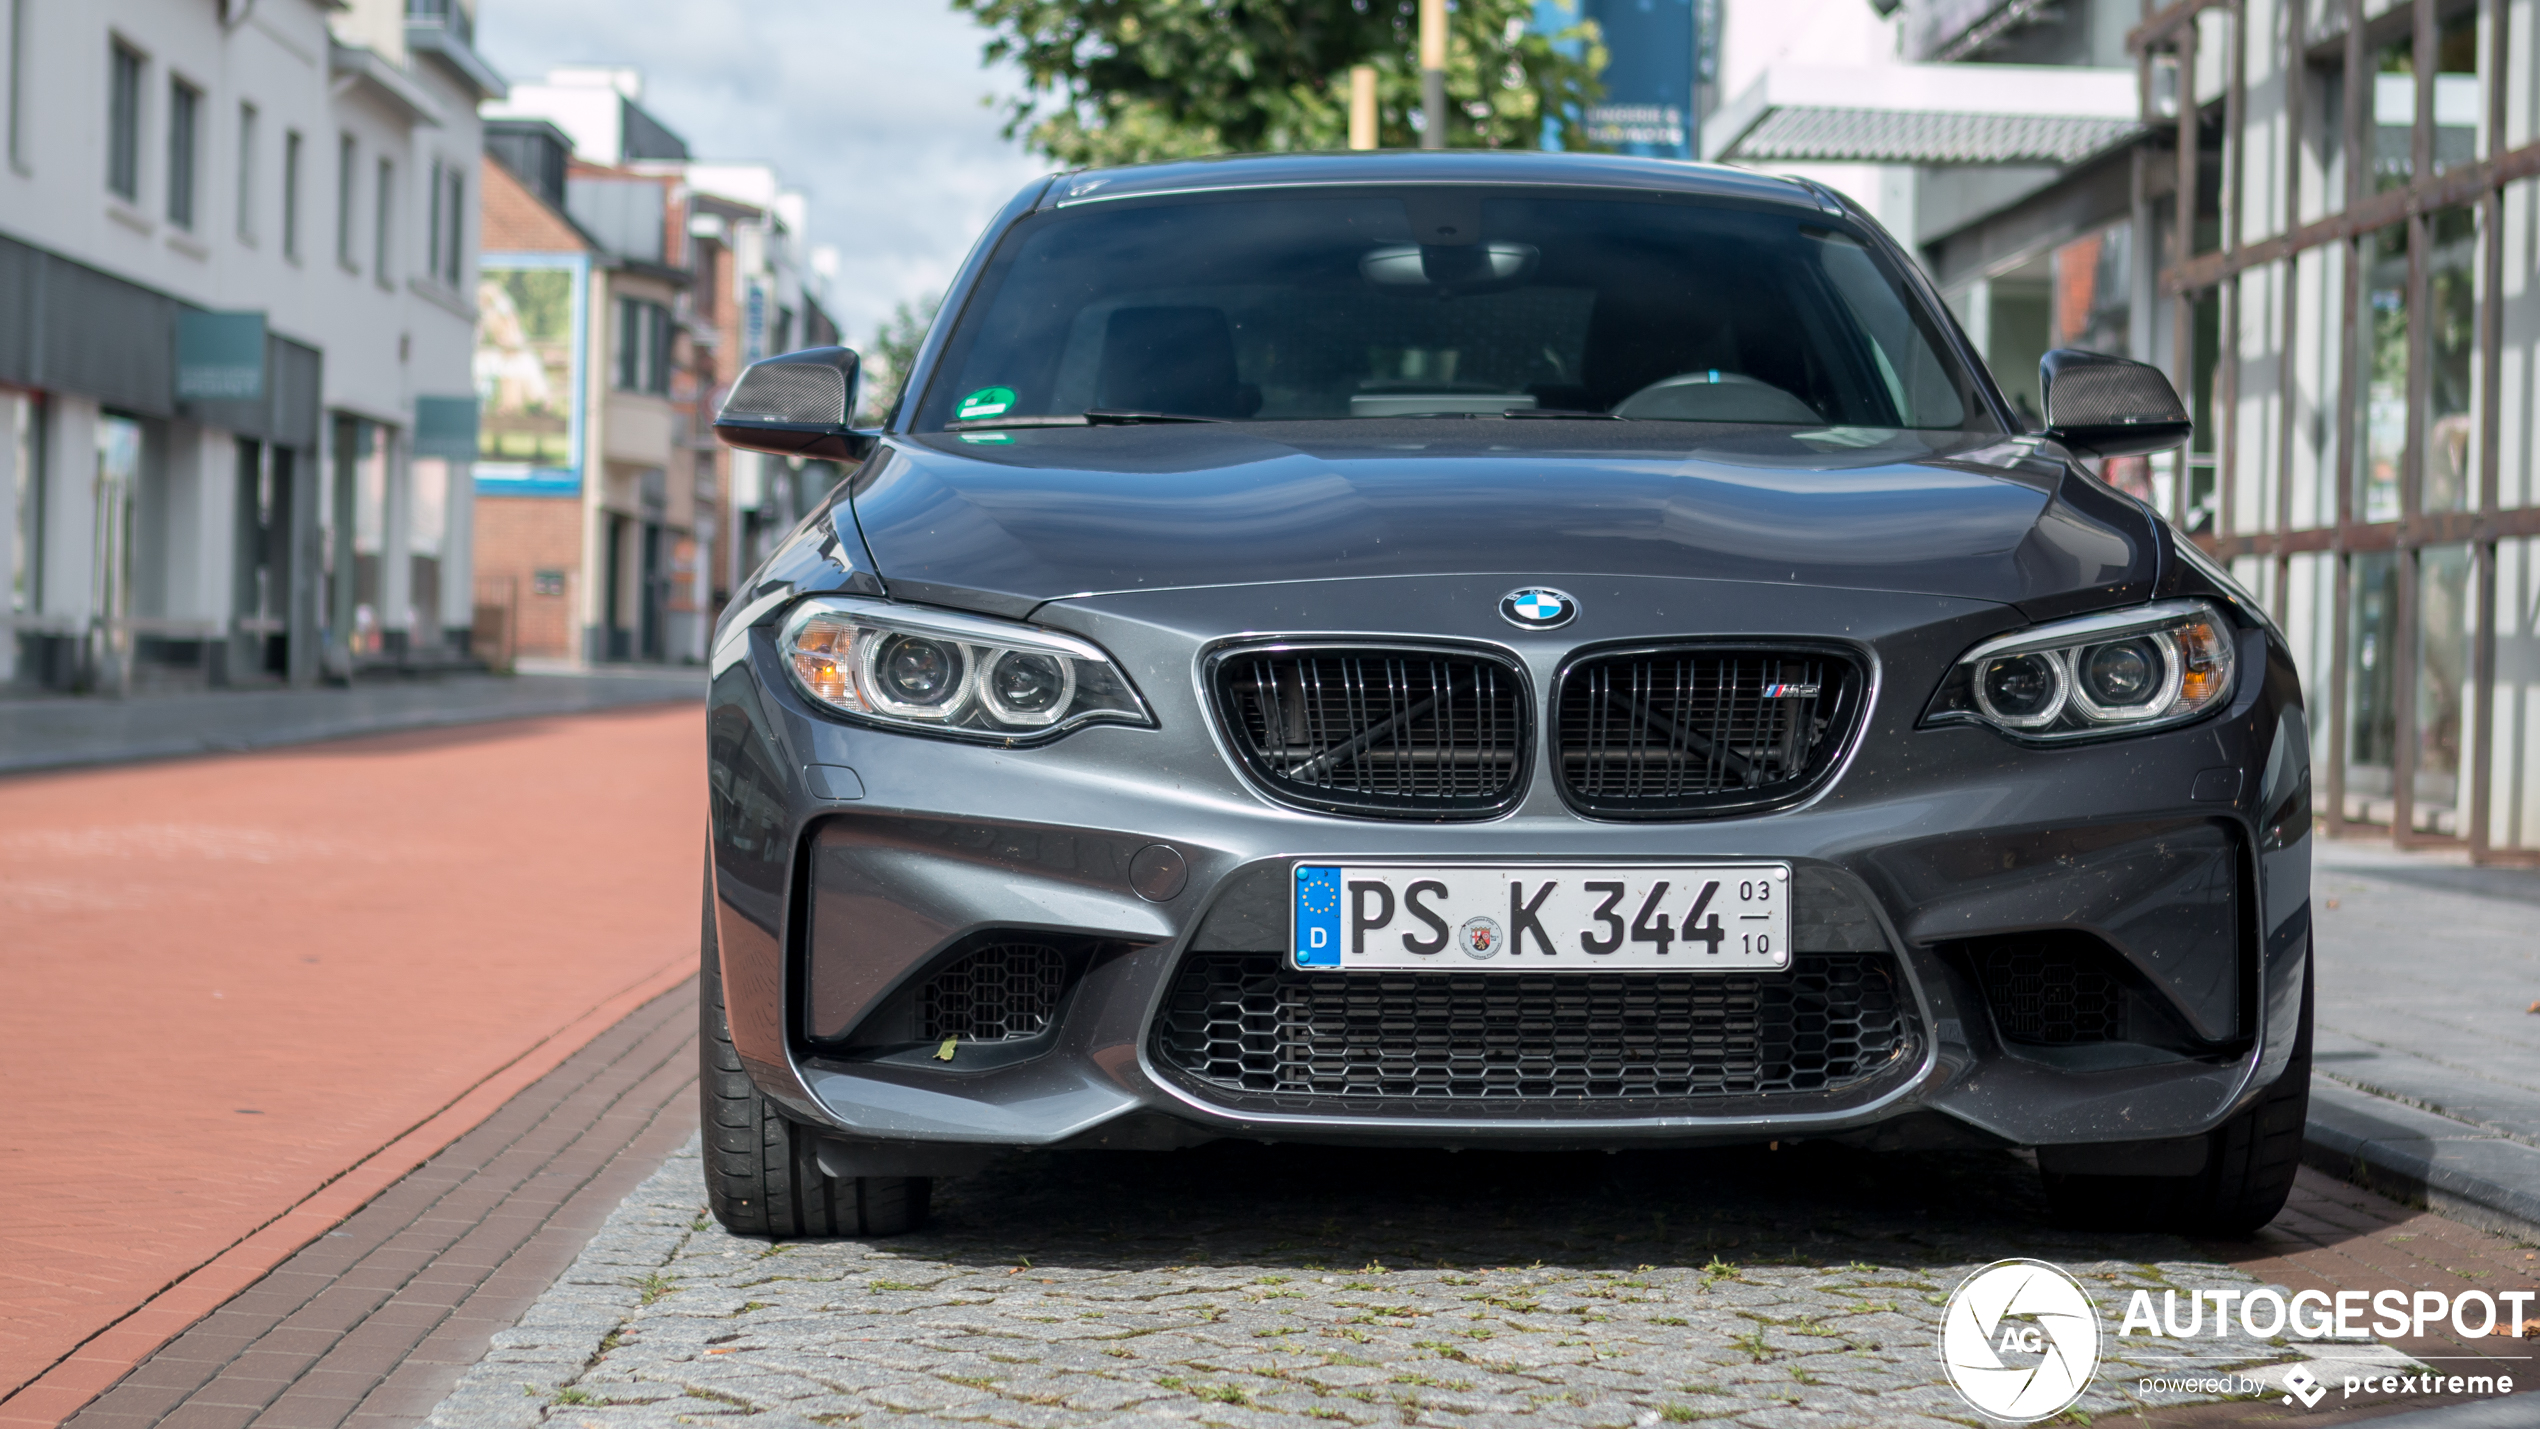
[845,421,2157,620]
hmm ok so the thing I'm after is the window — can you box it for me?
[167,78,199,229]
[7,390,42,617]
[616,297,672,395]
[442,168,464,286]
[426,160,443,280]
[7,0,29,172]
[425,159,464,286]
[282,130,303,259]
[692,233,717,318]
[374,156,393,284]
[236,103,258,242]
[335,133,356,269]
[107,41,142,201]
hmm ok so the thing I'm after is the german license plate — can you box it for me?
[1290,863,1791,972]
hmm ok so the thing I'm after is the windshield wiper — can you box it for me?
[1082,409,1231,425]
[1504,408,1626,420]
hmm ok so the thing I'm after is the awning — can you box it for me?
[1703,63,2144,168]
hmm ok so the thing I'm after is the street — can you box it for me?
[0,706,702,1419]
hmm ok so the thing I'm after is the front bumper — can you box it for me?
[708,573,2311,1160]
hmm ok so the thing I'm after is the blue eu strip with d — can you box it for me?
[1294,865,1342,968]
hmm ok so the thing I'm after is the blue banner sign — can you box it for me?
[1581,0,1697,159]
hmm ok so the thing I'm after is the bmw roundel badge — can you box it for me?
[1499,587,1577,629]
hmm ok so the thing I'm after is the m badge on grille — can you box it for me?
[1499,587,1577,629]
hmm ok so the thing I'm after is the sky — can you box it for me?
[475,0,1049,344]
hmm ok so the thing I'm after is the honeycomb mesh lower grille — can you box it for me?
[1152,951,1912,1111]
[916,943,1067,1043]
[1971,943,2124,1045]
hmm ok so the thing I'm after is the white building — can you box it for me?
[0,0,503,692]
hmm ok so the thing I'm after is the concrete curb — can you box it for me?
[2304,1080,2540,1245]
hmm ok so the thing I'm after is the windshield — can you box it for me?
[911,190,1999,434]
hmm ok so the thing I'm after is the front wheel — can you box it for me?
[2039,962,2311,1237]
[699,873,930,1237]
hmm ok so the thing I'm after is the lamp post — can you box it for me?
[1349,65,1377,150]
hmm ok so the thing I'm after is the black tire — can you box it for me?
[699,872,931,1237]
[2040,959,2311,1237]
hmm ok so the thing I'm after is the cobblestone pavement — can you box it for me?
[424,1136,2429,1429]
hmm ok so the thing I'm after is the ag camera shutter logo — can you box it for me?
[1939,1259,2102,1422]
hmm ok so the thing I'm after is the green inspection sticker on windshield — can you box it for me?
[956,386,1017,420]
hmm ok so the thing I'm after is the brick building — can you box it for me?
[471,102,699,664]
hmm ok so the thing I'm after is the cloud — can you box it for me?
[476,0,1051,342]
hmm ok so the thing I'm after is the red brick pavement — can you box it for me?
[0,706,701,1418]
[2092,1171,2540,1425]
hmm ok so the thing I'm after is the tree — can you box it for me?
[953,0,1607,168]
[857,293,944,423]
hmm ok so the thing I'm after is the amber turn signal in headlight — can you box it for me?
[1925,599,2237,741]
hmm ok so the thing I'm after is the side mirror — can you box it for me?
[2038,349,2193,457]
[712,346,875,462]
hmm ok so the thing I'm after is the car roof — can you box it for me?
[1034,150,1836,214]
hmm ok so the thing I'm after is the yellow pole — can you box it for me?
[1419,0,1446,149]
[1348,65,1378,150]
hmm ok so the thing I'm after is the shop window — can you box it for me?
[2182,289,2221,535]
[7,390,41,622]
[2373,33,2415,192]
[2433,9,2480,173]
[2346,551,2400,820]
[95,415,142,673]
[411,457,447,645]
[2493,537,2539,851]
[2287,244,2343,530]
[2414,544,2473,833]
[2309,62,2346,218]
[2049,222,2131,357]
[2356,223,2406,524]
[2425,206,2478,514]
[357,428,385,653]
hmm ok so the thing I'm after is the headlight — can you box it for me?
[779,597,1151,742]
[1926,599,2236,740]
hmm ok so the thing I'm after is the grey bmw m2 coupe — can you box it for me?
[698,151,2311,1239]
